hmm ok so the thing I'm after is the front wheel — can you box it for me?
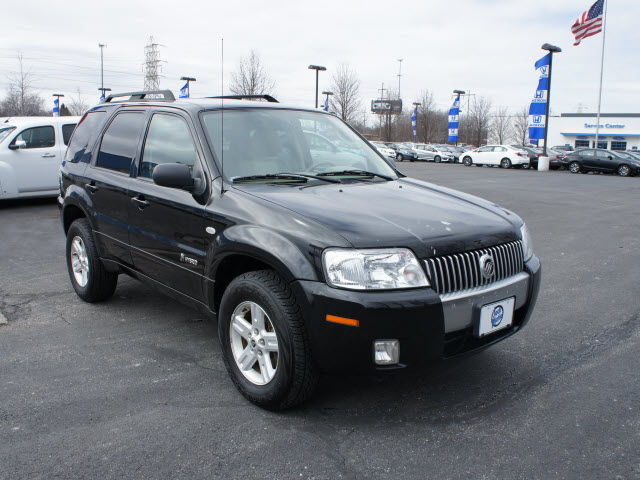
[434,156,441,163]
[500,158,512,169]
[618,164,631,177]
[218,270,318,410]
[396,154,403,162]
[66,219,118,302]
[463,156,473,166]
[569,161,581,174]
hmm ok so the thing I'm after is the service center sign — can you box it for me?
[584,123,626,129]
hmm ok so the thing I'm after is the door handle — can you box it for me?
[85,183,98,193]
[131,196,150,209]
[41,153,56,158]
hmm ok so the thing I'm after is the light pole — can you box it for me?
[321,90,333,112]
[53,94,64,116]
[98,87,111,102]
[541,43,561,157]
[180,76,197,98]
[397,58,404,97]
[99,44,106,97]
[412,102,421,141]
[308,65,326,108]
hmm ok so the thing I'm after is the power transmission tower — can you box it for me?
[143,36,164,91]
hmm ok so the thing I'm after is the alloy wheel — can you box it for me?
[70,236,89,287]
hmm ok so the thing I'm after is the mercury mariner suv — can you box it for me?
[59,91,541,410]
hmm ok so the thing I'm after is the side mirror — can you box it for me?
[608,155,613,160]
[152,163,194,190]
[9,140,27,150]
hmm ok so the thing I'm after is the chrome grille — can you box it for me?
[424,240,524,294]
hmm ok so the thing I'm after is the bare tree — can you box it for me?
[467,96,493,147]
[0,52,46,116]
[68,88,90,116]
[329,64,361,124]
[512,106,530,146]
[415,90,440,143]
[489,106,513,145]
[229,50,276,97]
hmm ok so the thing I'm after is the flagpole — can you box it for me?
[595,0,608,149]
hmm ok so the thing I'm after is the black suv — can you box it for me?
[59,91,541,410]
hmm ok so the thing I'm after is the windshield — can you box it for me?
[0,126,16,144]
[201,109,397,180]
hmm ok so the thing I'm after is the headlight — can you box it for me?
[520,224,534,262]
[323,248,429,290]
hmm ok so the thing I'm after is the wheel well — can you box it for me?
[63,205,86,234]
[212,254,274,313]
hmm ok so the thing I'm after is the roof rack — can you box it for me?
[206,95,279,103]
[103,90,176,103]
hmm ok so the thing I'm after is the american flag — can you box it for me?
[571,0,604,46]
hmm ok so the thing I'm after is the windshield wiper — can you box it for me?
[231,173,340,184]
[317,169,394,181]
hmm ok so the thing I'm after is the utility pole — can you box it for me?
[397,58,403,98]
[99,44,106,98]
[144,36,163,91]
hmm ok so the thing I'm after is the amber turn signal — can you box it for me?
[326,315,359,327]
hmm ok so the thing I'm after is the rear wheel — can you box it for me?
[500,158,512,169]
[218,270,318,410]
[569,161,581,174]
[618,164,631,177]
[66,219,118,302]
[463,156,473,166]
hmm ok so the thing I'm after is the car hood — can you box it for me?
[233,178,521,257]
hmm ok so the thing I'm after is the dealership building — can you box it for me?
[546,113,640,151]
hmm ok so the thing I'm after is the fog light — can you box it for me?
[374,340,400,365]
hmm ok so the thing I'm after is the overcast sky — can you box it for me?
[2,0,638,120]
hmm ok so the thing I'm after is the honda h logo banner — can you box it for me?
[53,98,60,117]
[528,53,550,142]
[411,105,418,140]
[179,82,189,99]
[448,95,460,143]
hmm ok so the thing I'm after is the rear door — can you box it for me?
[128,110,208,302]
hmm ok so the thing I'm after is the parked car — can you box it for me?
[552,145,574,152]
[564,149,640,176]
[371,142,396,160]
[461,145,530,168]
[0,116,79,199]
[434,145,461,162]
[412,144,455,163]
[383,142,419,162]
[59,90,541,410]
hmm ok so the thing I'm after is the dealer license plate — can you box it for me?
[477,297,515,337]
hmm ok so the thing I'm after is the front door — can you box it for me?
[128,111,207,302]
[8,125,60,193]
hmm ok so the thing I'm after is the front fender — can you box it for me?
[0,160,18,197]
[209,224,320,283]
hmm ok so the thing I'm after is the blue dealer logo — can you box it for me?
[491,305,504,327]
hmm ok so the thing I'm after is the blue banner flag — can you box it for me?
[323,95,329,112]
[100,93,105,103]
[411,105,418,140]
[448,95,460,143]
[528,54,550,143]
[53,98,60,117]
[179,81,189,99]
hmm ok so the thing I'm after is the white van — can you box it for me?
[0,116,79,199]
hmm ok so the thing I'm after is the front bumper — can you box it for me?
[292,255,541,373]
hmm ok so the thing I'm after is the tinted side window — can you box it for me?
[140,114,197,178]
[581,151,595,157]
[65,112,107,163]
[11,126,55,149]
[97,112,146,174]
[62,124,77,146]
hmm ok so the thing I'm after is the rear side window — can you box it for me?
[97,112,146,174]
[11,126,55,149]
[62,124,77,146]
[65,112,106,163]
[140,114,197,178]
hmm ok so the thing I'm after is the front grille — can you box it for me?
[424,240,524,295]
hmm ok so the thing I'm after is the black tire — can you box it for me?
[66,218,118,302]
[463,156,473,166]
[218,270,318,410]
[434,155,441,163]
[521,163,531,170]
[618,164,631,177]
[569,161,581,174]
[396,154,403,162]
[500,158,512,169]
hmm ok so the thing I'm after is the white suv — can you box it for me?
[0,116,79,199]
[461,145,530,168]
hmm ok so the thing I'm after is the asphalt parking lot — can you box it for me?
[1,163,638,480]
